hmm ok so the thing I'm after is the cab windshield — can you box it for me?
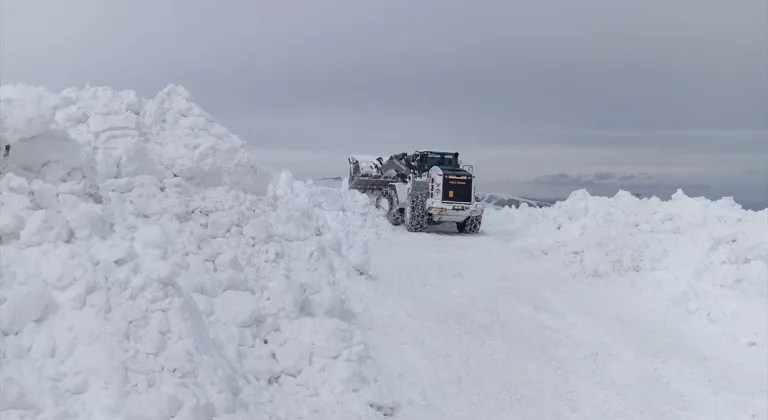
[425,153,458,169]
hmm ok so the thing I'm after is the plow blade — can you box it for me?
[348,176,398,191]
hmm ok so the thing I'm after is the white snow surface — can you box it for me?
[355,197,766,419]
[2,84,767,420]
[0,84,389,420]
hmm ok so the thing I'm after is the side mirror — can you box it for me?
[463,164,474,174]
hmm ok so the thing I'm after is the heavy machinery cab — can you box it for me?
[408,151,461,176]
[428,165,474,204]
[401,151,473,203]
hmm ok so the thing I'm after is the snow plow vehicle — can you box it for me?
[347,151,484,233]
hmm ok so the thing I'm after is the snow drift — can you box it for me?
[487,190,768,348]
[0,84,390,420]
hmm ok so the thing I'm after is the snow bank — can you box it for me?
[0,84,389,420]
[489,189,768,347]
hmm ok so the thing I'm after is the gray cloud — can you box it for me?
[1,0,766,204]
[3,0,764,129]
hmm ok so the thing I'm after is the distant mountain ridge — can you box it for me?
[477,192,555,208]
[478,191,767,211]
[313,177,557,208]
[313,177,765,211]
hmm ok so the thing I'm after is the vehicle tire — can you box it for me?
[457,215,482,234]
[375,188,403,226]
[405,192,428,232]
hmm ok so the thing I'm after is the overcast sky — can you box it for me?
[2,0,766,207]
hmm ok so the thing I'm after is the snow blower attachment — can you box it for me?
[347,151,484,233]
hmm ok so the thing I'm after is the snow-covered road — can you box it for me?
[2,84,765,420]
[350,224,767,419]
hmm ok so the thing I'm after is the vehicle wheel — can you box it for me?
[375,188,403,226]
[457,215,482,234]
[405,192,428,232]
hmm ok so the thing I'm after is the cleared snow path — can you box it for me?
[350,224,767,420]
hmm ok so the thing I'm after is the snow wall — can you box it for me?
[0,84,390,420]
[1,83,766,420]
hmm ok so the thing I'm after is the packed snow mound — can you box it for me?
[488,189,768,347]
[1,83,270,193]
[0,84,391,420]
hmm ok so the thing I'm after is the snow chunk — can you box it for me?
[4,130,89,174]
[30,179,59,209]
[20,209,73,245]
[275,338,312,377]
[214,290,262,327]
[0,84,58,145]
[214,251,243,272]
[0,173,30,194]
[87,111,138,133]
[114,137,167,180]
[133,225,168,259]
[349,154,382,176]
[0,284,54,335]
[0,192,33,238]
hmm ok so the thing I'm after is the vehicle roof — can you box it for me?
[414,150,458,155]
